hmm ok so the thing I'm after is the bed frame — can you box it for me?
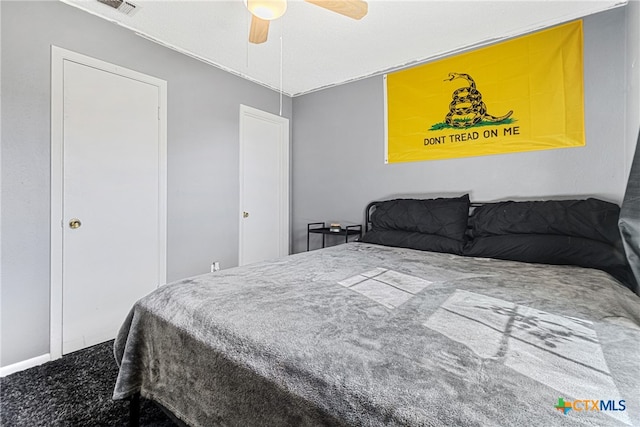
[123,196,635,426]
[128,393,188,427]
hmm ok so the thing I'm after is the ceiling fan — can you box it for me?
[246,0,368,44]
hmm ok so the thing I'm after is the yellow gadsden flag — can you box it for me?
[385,20,584,163]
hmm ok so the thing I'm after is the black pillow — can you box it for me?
[469,199,622,245]
[464,234,636,288]
[370,194,470,242]
[361,230,464,255]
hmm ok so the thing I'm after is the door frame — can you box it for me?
[50,46,167,360]
[238,104,289,266]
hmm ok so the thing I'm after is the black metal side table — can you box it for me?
[307,223,362,251]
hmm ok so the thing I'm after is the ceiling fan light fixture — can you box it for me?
[246,0,287,20]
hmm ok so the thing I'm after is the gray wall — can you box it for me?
[0,1,292,366]
[292,6,637,254]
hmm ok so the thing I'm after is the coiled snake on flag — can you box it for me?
[444,73,513,128]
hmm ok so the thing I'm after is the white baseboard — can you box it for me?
[0,353,51,377]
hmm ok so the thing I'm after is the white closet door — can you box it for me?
[61,58,163,354]
[239,105,289,266]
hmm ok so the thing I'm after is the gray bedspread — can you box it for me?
[113,243,640,426]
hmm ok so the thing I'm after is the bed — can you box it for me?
[113,195,640,426]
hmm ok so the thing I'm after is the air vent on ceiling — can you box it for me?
[96,0,139,16]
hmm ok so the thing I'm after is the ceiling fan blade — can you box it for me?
[249,15,270,44]
[304,0,368,20]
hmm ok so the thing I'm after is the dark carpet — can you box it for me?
[0,340,176,426]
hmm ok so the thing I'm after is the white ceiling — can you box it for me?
[61,0,626,96]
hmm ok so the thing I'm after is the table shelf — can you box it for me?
[307,223,362,251]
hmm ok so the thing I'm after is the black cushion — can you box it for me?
[361,230,464,255]
[464,234,636,287]
[469,198,622,245]
[370,195,470,242]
